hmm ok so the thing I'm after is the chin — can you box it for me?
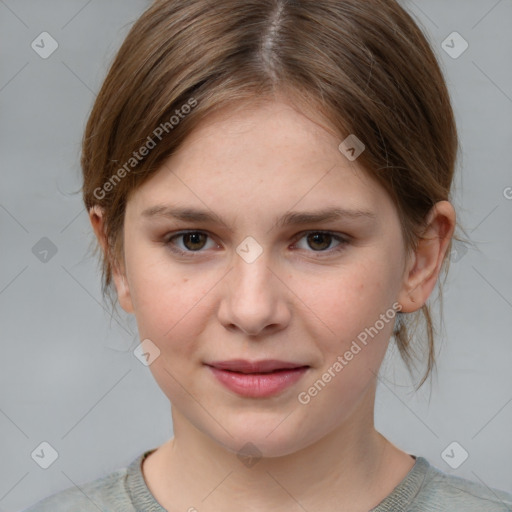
[210,422,316,460]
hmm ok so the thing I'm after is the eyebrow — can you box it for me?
[141,205,377,230]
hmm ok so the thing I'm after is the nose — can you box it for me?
[217,251,291,337]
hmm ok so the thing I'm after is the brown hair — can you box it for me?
[82,0,460,390]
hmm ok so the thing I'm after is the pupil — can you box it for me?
[309,233,330,251]
[185,233,205,251]
[181,233,332,252]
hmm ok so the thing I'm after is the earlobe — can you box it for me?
[397,201,456,313]
[111,266,135,314]
[89,205,108,254]
[88,206,135,314]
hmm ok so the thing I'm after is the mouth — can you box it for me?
[206,359,309,373]
[205,359,310,397]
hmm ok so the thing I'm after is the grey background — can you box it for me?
[1,0,511,510]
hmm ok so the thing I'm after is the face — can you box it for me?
[111,99,413,457]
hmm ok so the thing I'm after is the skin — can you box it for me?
[90,97,455,512]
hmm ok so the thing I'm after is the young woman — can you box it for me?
[23,0,512,510]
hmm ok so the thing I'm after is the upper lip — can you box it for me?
[206,359,309,374]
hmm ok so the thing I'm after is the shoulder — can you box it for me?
[20,461,137,512]
[414,457,512,511]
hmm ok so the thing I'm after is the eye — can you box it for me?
[293,231,349,254]
[165,231,217,254]
[164,230,350,257]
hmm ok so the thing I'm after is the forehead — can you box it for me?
[126,99,393,222]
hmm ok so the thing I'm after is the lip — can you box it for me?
[207,359,307,373]
[205,359,309,398]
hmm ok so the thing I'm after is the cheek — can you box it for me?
[299,259,398,338]
[132,277,209,351]
[130,271,212,400]
[294,262,399,419]
[124,243,211,351]
[296,258,403,401]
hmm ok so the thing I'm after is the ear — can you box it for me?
[88,206,135,314]
[397,201,456,313]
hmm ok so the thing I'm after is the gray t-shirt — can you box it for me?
[22,449,512,511]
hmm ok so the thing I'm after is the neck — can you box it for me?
[142,385,414,511]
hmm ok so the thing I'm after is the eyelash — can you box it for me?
[163,230,350,257]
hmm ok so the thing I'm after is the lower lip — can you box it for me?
[207,366,309,398]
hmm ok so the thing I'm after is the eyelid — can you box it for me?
[291,230,350,253]
[164,229,351,257]
[291,229,350,243]
[164,230,220,254]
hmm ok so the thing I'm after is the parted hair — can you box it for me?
[81,0,460,390]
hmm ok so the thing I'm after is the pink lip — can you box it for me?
[208,359,307,373]
[206,359,309,398]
